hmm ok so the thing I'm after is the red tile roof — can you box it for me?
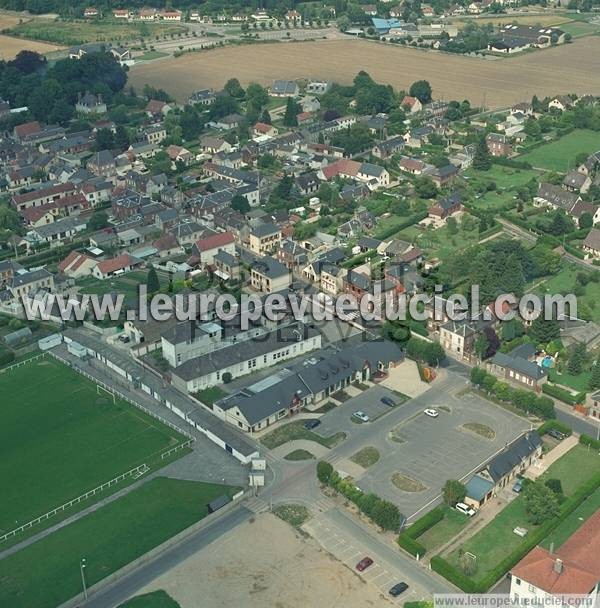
[321,159,361,180]
[14,121,42,139]
[96,254,136,275]
[146,99,166,115]
[511,509,600,595]
[12,182,75,205]
[195,231,235,252]
[58,251,93,273]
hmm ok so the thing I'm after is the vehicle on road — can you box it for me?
[353,411,370,422]
[389,582,409,597]
[356,557,374,571]
[512,478,523,493]
[547,429,565,440]
[304,419,321,430]
[381,396,396,407]
[424,408,439,418]
[455,502,476,517]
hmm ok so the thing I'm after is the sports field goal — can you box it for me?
[96,384,116,404]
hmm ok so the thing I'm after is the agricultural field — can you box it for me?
[0,477,239,608]
[7,18,188,46]
[519,129,600,172]
[0,22,63,59]
[450,14,571,27]
[0,356,187,537]
[129,37,600,108]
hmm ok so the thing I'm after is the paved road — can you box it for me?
[77,505,252,608]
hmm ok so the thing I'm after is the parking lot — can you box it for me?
[316,384,404,435]
[303,509,451,602]
[352,385,530,518]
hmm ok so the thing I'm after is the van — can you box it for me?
[455,502,476,517]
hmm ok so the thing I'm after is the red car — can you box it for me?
[356,557,374,572]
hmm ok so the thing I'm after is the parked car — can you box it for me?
[512,478,523,493]
[381,396,396,407]
[389,582,409,597]
[548,429,565,440]
[455,502,476,517]
[424,408,439,418]
[356,557,374,572]
[353,411,370,422]
[304,419,321,430]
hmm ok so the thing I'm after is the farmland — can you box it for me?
[0,356,186,536]
[5,17,187,46]
[0,32,63,59]
[129,37,600,108]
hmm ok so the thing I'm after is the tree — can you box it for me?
[589,356,600,390]
[223,77,245,99]
[414,176,437,199]
[409,80,432,104]
[474,334,489,361]
[95,128,114,151]
[316,460,333,484]
[88,211,109,231]
[579,212,593,230]
[146,267,160,294]
[283,96,299,127]
[0,204,21,231]
[545,478,563,496]
[447,217,458,235]
[529,314,560,345]
[10,50,46,74]
[231,194,250,214]
[547,209,574,236]
[114,124,130,150]
[260,108,272,124]
[523,480,560,524]
[443,480,466,506]
[567,342,586,375]
[500,253,526,297]
[472,135,491,171]
[222,372,232,383]
[371,500,402,531]
[246,82,269,110]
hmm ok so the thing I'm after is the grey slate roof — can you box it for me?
[484,431,542,482]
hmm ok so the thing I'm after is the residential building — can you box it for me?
[248,223,282,256]
[250,256,291,294]
[488,343,548,389]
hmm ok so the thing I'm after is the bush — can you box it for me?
[316,460,333,484]
[430,556,480,593]
[538,419,572,437]
[398,534,426,557]
[397,504,445,557]
[542,383,585,405]
[580,434,600,450]
[0,350,15,366]
[222,371,232,383]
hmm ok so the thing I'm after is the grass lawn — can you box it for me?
[0,357,185,535]
[284,449,315,461]
[194,386,228,405]
[445,496,531,579]
[418,507,470,552]
[260,420,345,449]
[392,472,427,492]
[76,270,166,305]
[548,369,591,392]
[350,446,380,468]
[540,444,600,496]
[541,486,600,551]
[119,590,181,608]
[416,218,480,259]
[10,19,187,46]
[0,478,239,608]
[462,422,496,440]
[519,130,600,172]
[558,20,600,37]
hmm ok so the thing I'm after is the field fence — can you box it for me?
[0,464,149,543]
[0,352,47,373]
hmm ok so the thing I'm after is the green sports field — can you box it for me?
[0,356,185,536]
[0,477,240,608]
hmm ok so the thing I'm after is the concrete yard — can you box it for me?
[137,513,387,608]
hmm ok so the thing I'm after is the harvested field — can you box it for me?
[0,33,62,59]
[450,14,571,27]
[137,513,383,608]
[129,38,600,108]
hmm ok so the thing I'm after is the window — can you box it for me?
[514,578,521,586]
[528,585,535,593]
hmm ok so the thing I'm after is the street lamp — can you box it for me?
[80,558,88,600]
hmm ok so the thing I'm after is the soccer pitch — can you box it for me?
[0,356,187,537]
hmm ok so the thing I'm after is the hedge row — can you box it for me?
[492,157,533,170]
[397,505,445,557]
[580,433,600,450]
[0,350,15,366]
[373,210,428,241]
[542,383,586,406]
[537,419,572,437]
[432,469,600,592]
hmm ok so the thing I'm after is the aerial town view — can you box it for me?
[0,0,599,606]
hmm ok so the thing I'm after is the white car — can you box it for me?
[353,411,370,423]
[455,502,476,517]
[424,408,439,418]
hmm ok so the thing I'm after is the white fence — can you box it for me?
[0,464,149,543]
[0,352,47,374]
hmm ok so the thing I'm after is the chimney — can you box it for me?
[554,558,563,574]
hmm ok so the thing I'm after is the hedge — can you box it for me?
[0,350,15,366]
[537,419,572,437]
[432,470,600,592]
[492,157,533,170]
[580,434,600,450]
[542,383,586,406]
[397,505,445,557]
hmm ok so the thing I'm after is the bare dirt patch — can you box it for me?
[350,446,380,468]
[129,38,600,108]
[138,513,383,608]
[462,422,496,440]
